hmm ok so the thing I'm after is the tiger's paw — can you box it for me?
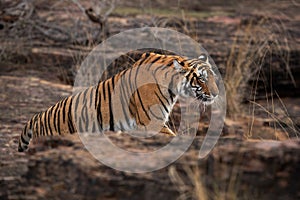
[160,126,176,136]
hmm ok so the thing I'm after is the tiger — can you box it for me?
[18,51,219,152]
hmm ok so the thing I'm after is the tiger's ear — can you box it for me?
[173,59,184,72]
[198,54,208,62]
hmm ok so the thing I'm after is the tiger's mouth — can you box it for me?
[196,94,215,105]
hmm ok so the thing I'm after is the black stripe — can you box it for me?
[168,73,180,97]
[40,113,45,136]
[49,105,56,134]
[95,84,99,109]
[74,93,82,121]
[68,120,75,134]
[92,121,96,133]
[157,103,167,120]
[96,87,103,130]
[164,70,169,79]
[21,134,29,145]
[168,89,175,103]
[127,68,134,92]
[38,114,42,137]
[122,69,133,104]
[156,84,170,105]
[119,80,131,128]
[47,106,54,136]
[190,74,196,85]
[102,81,106,101]
[29,115,35,129]
[84,101,89,132]
[80,101,86,127]
[23,124,28,137]
[35,113,40,137]
[82,89,89,103]
[158,60,174,74]
[119,121,125,131]
[31,114,39,137]
[142,53,157,64]
[144,52,150,58]
[78,117,83,132]
[136,89,150,119]
[155,91,169,113]
[153,74,170,105]
[127,71,144,125]
[166,60,174,67]
[137,53,150,66]
[120,69,128,77]
[122,65,140,125]
[33,120,38,138]
[163,60,173,78]
[128,97,136,116]
[111,75,115,89]
[135,89,150,123]
[27,122,33,138]
[45,109,51,136]
[107,80,114,131]
[146,56,161,70]
[57,108,61,135]
[62,98,68,123]
[179,60,185,66]
[67,98,75,134]
[54,102,61,134]
[43,110,49,136]
[134,65,150,120]
[52,103,59,133]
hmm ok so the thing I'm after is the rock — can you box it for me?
[1,135,299,199]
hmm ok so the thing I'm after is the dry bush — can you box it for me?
[0,0,118,86]
[169,165,209,200]
[0,0,116,61]
[225,17,278,117]
[224,16,298,138]
[169,165,242,200]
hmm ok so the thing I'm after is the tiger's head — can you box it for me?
[173,53,219,105]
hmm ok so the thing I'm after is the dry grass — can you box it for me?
[225,17,271,118]
[169,165,243,200]
[248,93,299,139]
[223,16,297,139]
[169,165,209,200]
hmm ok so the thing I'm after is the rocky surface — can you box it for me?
[1,132,299,199]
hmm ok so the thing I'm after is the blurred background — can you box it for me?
[0,0,299,199]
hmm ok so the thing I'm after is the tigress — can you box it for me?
[18,51,219,152]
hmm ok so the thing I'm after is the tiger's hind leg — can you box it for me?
[160,125,176,136]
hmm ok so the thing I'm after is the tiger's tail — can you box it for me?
[18,117,35,152]
[18,96,77,152]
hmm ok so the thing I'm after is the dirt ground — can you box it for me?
[0,0,299,199]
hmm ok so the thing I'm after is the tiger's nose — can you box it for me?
[211,88,219,98]
[207,73,219,98]
[208,84,219,98]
